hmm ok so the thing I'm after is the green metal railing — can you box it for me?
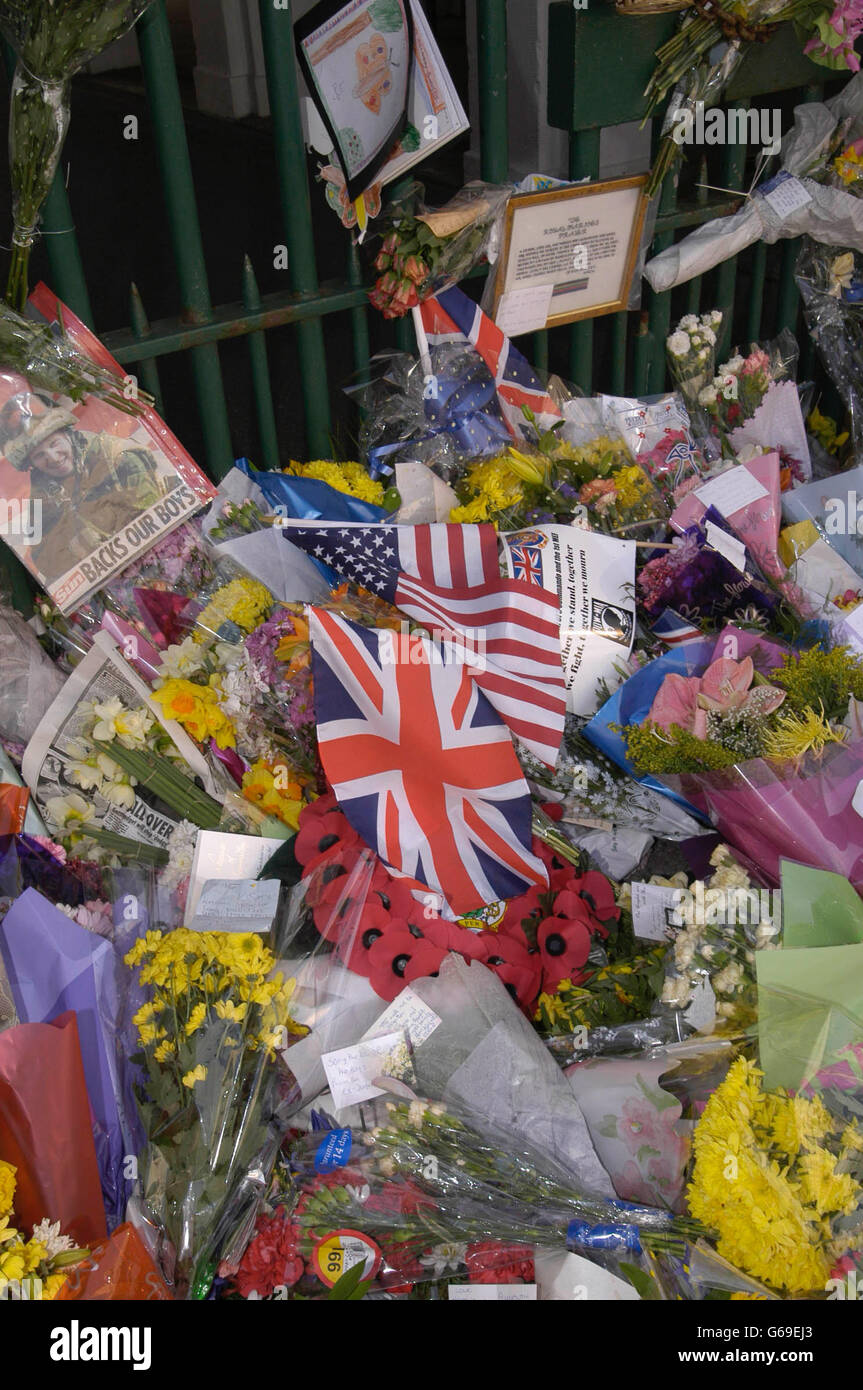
[9,0,838,492]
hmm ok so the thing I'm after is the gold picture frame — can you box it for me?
[492,175,649,331]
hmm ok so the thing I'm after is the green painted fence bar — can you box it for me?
[41,176,94,329]
[258,0,332,459]
[477,0,508,183]
[347,240,371,381]
[135,0,234,479]
[242,256,281,471]
[129,283,165,414]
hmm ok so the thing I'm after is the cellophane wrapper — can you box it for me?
[661,738,863,891]
[280,1097,695,1298]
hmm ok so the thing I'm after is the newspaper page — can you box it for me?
[0,285,215,614]
[22,633,219,850]
[502,525,636,717]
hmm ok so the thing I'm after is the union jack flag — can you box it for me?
[309,606,548,913]
[283,520,566,767]
[508,539,545,586]
[419,286,562,437]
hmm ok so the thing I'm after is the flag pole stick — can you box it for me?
[412,304,433,378]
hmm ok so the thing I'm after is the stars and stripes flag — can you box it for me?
[419,285,562,436]
[309,606,548,913]
[650,608,704,647]
[283,520,566,767]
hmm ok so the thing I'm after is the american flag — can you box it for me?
[650,608,704,647]
[309,606,548,913]
[283,520,566,767]
[419,286,562,436]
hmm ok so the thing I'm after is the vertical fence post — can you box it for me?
[242,255,281,471]
[477,0,508,183]
[129,283,165,413]
[258,0,332,459]
[135,0,234,480]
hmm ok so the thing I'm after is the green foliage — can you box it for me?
[618,720,740,775]
[771,644,863,724]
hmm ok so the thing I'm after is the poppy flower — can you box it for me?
[367,928,447,1001]
[309,849,379,936]
[498,885,543,939]
[571,870,620,926]
[477,931,542,1010]
[295,807,360,872]
[422,917,489,962]
[335,903,396,976]
[537,914,592,992]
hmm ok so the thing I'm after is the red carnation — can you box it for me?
[465,1241,535,1284]
[234,1211,305,1299]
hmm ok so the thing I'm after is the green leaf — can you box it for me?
[327,1262,372,1300]
[620,1261,660,1300]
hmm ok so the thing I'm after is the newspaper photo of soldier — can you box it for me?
[0,390,172,566]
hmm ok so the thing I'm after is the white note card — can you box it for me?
[685,975,716,1034]
[448,1284,538,1301]
[762,174,812,219]
[185,829,285,924]
[321,1029,414,1111]
[190,878,280,933]
[495,284,553,337]
[695,465,768,517]
[630,881,679,942]
[705,520,747,572]
[362,986,442,1049]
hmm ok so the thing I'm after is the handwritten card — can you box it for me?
[695,465,768,518]
[321,1029,415,1111]
[362,986,442,1048]
[495,284,553,337]
[190,878,281,933]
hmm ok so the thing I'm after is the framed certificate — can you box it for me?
[492,176,649,334]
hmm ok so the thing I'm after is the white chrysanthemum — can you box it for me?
[31,1218,75,1258]
[667,330,691,357]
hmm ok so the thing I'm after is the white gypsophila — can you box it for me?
[31,1218,75,1258]
[156,635,206,681]
[667,330,691,357]
[698,386,718,406]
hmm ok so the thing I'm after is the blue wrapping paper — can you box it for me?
[0,888,128,1229]
[235,458,389,523]
[582,640,715,819]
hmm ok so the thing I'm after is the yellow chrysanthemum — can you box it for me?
[288,460,385,507]
[0,1161,16,1217]
[182,1064,208,1088]
[184,1002,208,1036]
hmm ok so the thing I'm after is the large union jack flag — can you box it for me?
[419,286,562,437]
[309,606,548,914]
[284,520,565,767]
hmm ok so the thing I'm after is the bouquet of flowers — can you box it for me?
[666,311,723,411]
[369,182,511,320]
[0,0,156,309]
[687,1055,863,1293]
[124,925,302,1297]
[0,1157,88,1299]
[617,638,863,889]
[276,1097,700,1298]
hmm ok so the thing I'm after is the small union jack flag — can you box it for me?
[508,539,545,586]
[309,606,548,914]
[419,286,562,436]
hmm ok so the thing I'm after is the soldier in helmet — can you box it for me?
[0,391,171,572]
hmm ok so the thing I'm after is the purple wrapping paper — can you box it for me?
[0,888,126,1229]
